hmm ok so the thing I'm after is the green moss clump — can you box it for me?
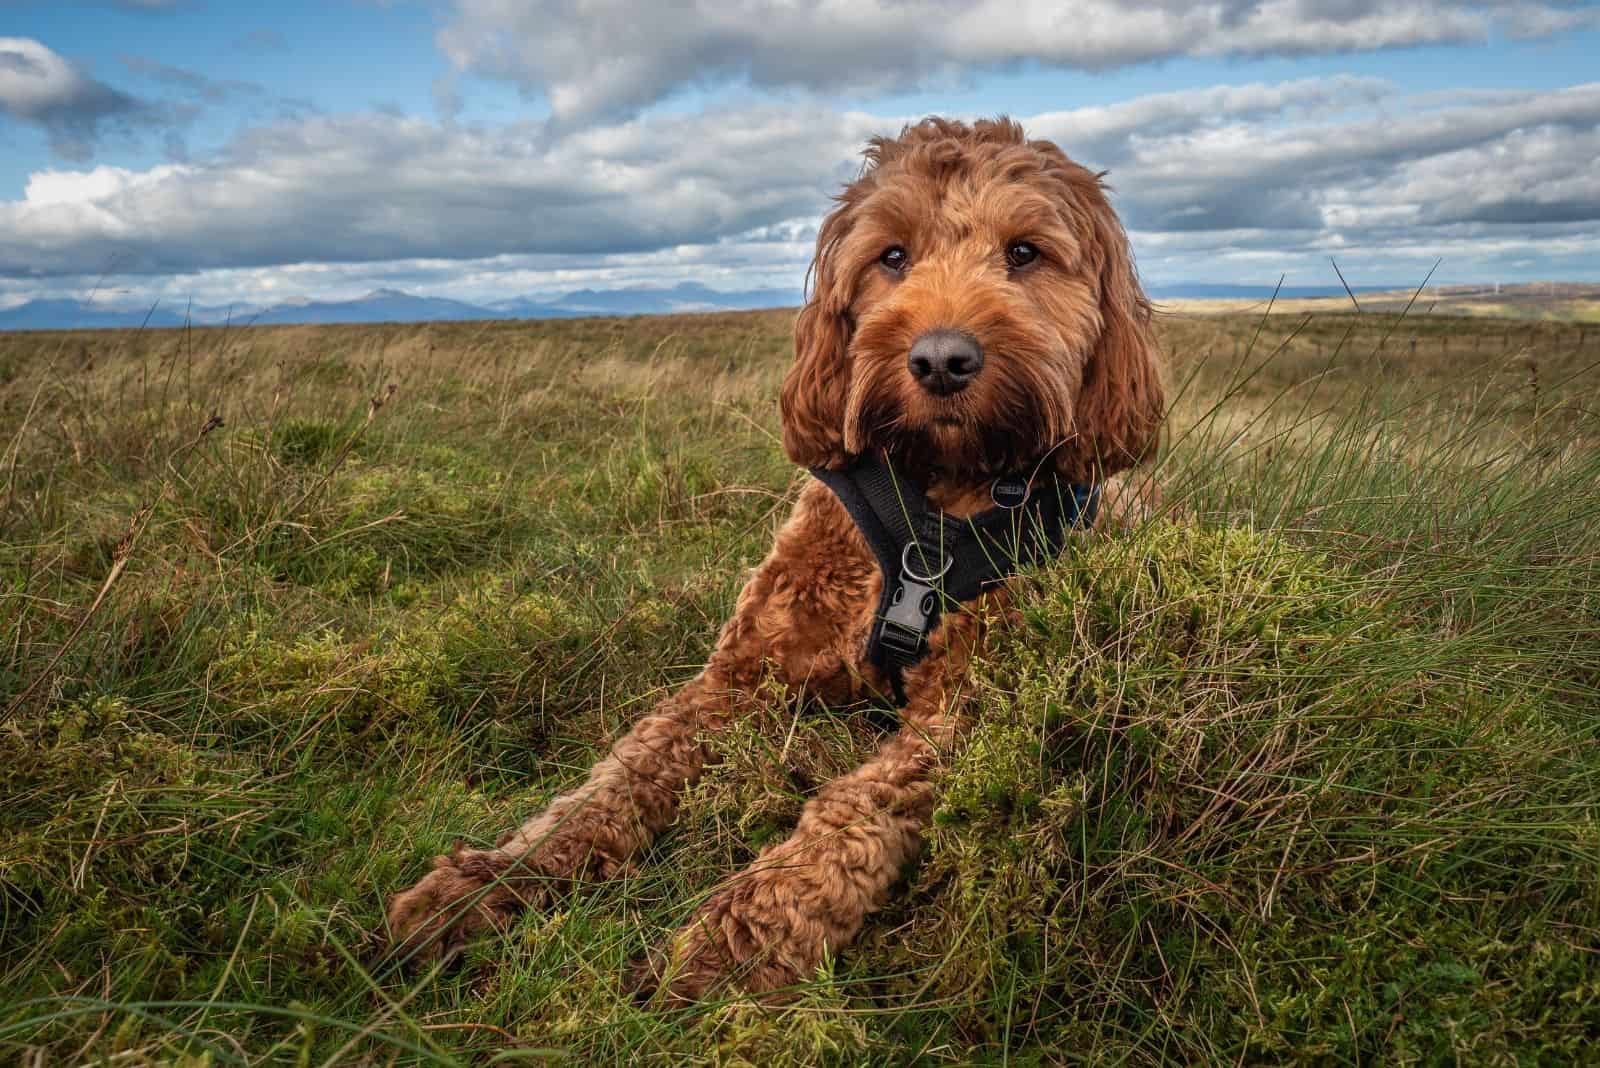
[693,978,873,1067]
[271,417,345,467]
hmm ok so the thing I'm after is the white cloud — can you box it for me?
[1057,81,1600,235]
[438,1,1599,122]
[2,76,1598,300]
[0,105,876,278]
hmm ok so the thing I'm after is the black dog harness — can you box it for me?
[811,453,1099,704]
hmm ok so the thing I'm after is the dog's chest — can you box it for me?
[751,488,888,702]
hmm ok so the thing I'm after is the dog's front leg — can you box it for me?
[635,608,986,1005]
[385,575,776,968]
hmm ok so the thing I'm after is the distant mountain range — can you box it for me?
[0,282,807,331]
[0,280,1407,331]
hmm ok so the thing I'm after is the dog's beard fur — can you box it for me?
[841,296,1081,480]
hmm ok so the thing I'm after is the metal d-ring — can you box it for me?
[901,541,952,584]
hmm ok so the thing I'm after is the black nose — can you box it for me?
[908,330,984,396]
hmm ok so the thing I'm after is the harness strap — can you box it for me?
[811,453,1099,704]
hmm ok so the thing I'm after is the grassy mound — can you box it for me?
[852,522,1599,1063]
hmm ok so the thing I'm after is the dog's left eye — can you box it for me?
[1005,241,1040,269]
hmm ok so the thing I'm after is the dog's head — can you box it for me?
[781,117,1163,484]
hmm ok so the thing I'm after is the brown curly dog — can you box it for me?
[385,116,1164,1004]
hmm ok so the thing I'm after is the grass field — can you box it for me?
[3,303,1598,1065]
[1159,281,1600,322]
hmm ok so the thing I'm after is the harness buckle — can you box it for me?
[880,576,940,663]
[879,542,952,664]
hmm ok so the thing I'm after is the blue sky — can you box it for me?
[2,1,1598,309]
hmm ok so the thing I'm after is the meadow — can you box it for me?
[2,301,1598,1065]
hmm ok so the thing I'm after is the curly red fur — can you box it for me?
[385,116,1164,1000]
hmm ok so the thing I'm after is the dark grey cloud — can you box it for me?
[0,36,155,160]
[0,39,289,164]
[1464,199,1600,224]
[439,1,1600,122]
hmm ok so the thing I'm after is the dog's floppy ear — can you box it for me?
[1059,178,1164,482]
[780,201,857,470]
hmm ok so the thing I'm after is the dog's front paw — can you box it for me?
[629,873,822,1007]
[385,845,532,969]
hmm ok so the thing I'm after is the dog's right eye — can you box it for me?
[879,246,909,273]
[1006,241,1040,269]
